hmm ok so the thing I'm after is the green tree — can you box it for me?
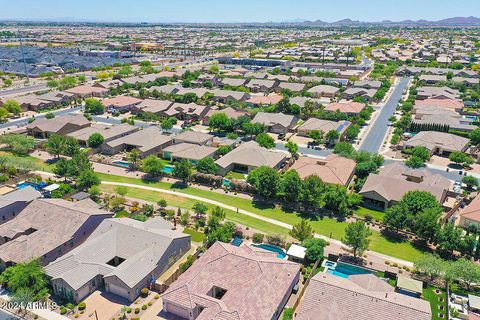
[87,133,104,148]
[342,221,372,258]
[127,149,141,169]
[285,140,298,158]
[405,155,425,168]
[141,155,165,177]
[446,258,480,290]
[333,142,355,157]
[161,118,174,131]
[411,146,430,161]
[255,133,275,149]
[469,128,480,145]
[3,99,21,115]
[0,259,48,301]
[192,202,208,219]
[0,134,35,155]
[302,238,327,262]
[413,254,445,281]
[45,134,65,158]
[208,113,232,132]
[280,170,303,203]
[436,223,463,256]
[64,137,81,157]
[0,107,9,120]
[247,166,280,198]
[197,157,217,175]
[289,220,314,242]
[173,159,193,182]
[449,151,474,167]
[58,76,77,90]
[463,176,479,190]
[84,98,105,115]
[325,130,340,145]
[301,175,326,208]
[77,169,100,190]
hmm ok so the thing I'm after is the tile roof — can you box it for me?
[162,242,300,320]
[216,141,286,170]
[295,273,431,320]
[290,155,356,186]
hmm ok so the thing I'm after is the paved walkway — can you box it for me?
[99,180,414,267]
[0,289,68,320]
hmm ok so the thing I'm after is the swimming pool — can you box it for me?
[112,160,131,168]
[17,181,46,190]
[163,166,174,174]
[222,179,230,187]
[251,243,287,259]
[325,262,372,278]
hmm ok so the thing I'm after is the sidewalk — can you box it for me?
[0,289,68,320]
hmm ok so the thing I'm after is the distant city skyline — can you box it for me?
[1,0,480,23]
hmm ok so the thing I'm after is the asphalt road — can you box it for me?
[0,84,48,97]
[358,77,410,153]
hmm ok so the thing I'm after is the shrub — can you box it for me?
[78,302,86,311]
[140,287,149,298]
[134,308,140,314]
[252,233,264,243]
[60,307,67,315]
[141,305,147,310]
[154,294,160,299]
[266,234,286,248]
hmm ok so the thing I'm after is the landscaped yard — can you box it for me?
[354,206,384,221]
[97,173,425,261]
[225,171,246,180]
[0,151,54,172]
[423,285,447,320]
[183,228,206,242]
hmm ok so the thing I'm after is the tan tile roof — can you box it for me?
[324,102,365,114]
[162,242,300,320]
[290,155,355,186]
[216,141,286,170]
[404,131,470,152]
[295,273,431,320]
[0,199,111,264]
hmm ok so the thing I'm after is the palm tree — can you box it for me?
[127,149,141,169]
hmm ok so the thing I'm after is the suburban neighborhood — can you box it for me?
[1,1,480,320]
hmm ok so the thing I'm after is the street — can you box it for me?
[0,83,48,97]
[358,77,410,153]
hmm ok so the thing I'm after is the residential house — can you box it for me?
[103,127,172,158]
[130,99,173,115]
[353,80,382,90]
[276,82,306,93]
[162,103,211,121]
[245,79,279,93]
[245,94,284,106]
[307,85,340,98]
[295,273,431,320]
[210,89,251,103]
[162,242,300,320]
[173,131,214,146]
[0,199,111,270]
[0,186,41,225]
[66,123,139,147]
[216,141,287,176]
[203,107,249,125]
[403,131,470,155]
[252,112,298,134]
[162,143,217,163]
[220,78,247,88]
[343,87,377,101]
[414,98,464,113]
[324,101,366,116]
[297,118,351,141]
[26,114,91,138]
[416,86,461,101]
[419,74,447,84]
[65,85,109,99]
[457,193,480,229]
[290,154,356,186]
[102,96,143,113]
[46,217,190,303]
[359,163,451,210]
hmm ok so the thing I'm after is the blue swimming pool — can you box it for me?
[325,262,372,278]
[17,181,46,190]
[222,179,230,187]
[112,160,131,168]
[163,166,174,174]
[252,243,287,259]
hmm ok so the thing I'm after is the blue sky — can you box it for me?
[1,0,479,23]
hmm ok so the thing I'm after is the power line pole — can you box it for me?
[18,30,29,84]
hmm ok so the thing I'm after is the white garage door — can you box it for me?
[77,285,91,302]
[107,283,129,300]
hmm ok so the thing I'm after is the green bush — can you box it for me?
[60,307,67,315]
[252,233,264,243]
[78,302,86,311]
[141,305,147,310]
[140,287,149,298]
[134,308,140,314]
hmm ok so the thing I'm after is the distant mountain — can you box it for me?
[294,16,480,26]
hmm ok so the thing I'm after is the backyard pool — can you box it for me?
[17,181,46,190]
[163,166,174,174]
[222,179,230,187]
[325,262,372,279]
[251,243,287,259]
[112,160,131,168]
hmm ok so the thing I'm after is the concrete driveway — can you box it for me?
[76,291,129,320]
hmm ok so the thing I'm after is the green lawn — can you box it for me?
[100,184,290,237]
[225,171,246,180]
[0,151,54,172]
[98,173,425,261]
[354,206,384,221]
[183,228,206,242]
[423,286,447,320]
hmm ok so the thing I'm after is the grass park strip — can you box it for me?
[0,151,54,172]
[100,184,291,237]
[98,173,424,262]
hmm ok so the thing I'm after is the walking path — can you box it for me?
[99,180,414,267]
